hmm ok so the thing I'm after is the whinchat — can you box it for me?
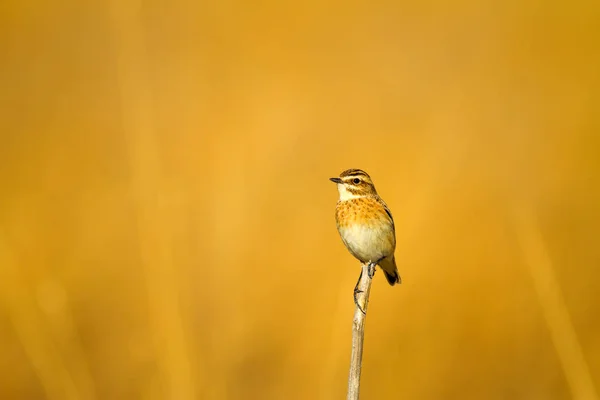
[330,169,401,312]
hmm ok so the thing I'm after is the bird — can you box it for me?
[330,168,401,313]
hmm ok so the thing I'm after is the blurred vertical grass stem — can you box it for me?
[514,206,598,400]
[108,1,196,398]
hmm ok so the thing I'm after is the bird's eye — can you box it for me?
[353,178,360,184]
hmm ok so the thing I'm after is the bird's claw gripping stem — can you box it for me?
[353,260,383,314]
[367,261,376,279]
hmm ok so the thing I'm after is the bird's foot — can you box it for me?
[367,261,377,279]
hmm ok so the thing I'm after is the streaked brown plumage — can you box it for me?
[330,169,401,286]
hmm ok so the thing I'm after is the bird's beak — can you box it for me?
[329,177,343,184]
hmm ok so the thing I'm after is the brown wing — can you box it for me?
[378,197,395,234]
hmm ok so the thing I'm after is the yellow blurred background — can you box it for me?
[1,0,599,399]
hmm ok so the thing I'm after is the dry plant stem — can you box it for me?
[347,263,373,400]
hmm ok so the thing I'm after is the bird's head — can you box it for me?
[329,169,378,200]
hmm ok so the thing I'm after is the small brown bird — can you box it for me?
[330,169,401,311]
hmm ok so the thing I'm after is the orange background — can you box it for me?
[1,1,599,399]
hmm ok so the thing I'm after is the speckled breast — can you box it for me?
[335,197,395,262]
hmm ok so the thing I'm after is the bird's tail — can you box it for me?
[379,256,401,286]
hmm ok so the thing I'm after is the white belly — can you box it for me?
[339,223,394,263]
